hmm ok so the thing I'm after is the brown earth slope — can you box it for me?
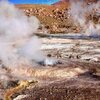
[16,4,72,33]
[15,0,99,33]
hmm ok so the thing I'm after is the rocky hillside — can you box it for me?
[16,0,99,34]
[16,4,72,33]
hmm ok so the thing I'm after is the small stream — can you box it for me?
[38,33,100,40]
[50,34,100,40]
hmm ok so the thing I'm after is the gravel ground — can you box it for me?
[1,37,100,100]
[41,37,100,63]
[13,59,100,100]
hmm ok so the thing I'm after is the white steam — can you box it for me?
[69,0,86,26]
[0,1,44,67]
[69,0,100,35]
[19,36,44,63]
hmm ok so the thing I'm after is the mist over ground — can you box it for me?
[0,0,45,68]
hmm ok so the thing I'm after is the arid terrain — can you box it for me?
[0,37,100,100]
[0,0,100,100]
[16,0,100,33]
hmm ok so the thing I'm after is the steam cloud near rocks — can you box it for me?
[69,0,100,35]
[0,0,45,68]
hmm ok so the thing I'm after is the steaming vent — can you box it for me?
[0,0,45,68]
[44,54,61,66]
[69,0,100,36]
[38,54,61,66]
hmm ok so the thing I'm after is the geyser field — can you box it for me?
[0,0,100,100]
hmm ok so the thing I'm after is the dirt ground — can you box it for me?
[0,37,100,100]
[11,59,100,100]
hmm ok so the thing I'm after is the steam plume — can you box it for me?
[0,0,44,67]
[69,0,100,35]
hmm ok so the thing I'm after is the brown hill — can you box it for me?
[53,0,98,6]
[52,0,69,6]
[15,0,99,34]
[16,4,72,33]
